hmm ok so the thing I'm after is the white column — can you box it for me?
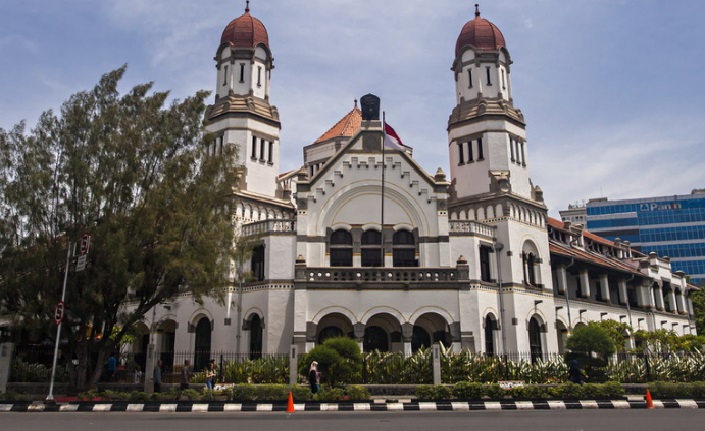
[580,270,591,298]
[667,287,677,313]
[556,266,567,294]
[600,274,610,303]
[654,283,665,311]
[618,279,628,305]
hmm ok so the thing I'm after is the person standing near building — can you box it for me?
[180,359,191,390]
[308,361,320,394]
[205,360,216,390]
[105,352,117,381]
[568,360,585,385]
[154,359,163,393]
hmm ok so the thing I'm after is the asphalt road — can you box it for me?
[2,409,704,431]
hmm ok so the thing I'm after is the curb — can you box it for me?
[2,399,705,412]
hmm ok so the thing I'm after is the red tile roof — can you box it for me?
[220,4,269,50]
[455,5,506,57]
[314,102,362,144]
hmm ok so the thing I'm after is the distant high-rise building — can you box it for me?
[585,190,705,285]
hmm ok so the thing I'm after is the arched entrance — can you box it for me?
[194,317,212,371]
[248,314,263,359]
[528,316,543,363]
[484,314,498,356]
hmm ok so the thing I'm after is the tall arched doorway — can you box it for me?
[363,326,389,351]
[194,317,212,371]
[249,314,263,359]
[485,314,497,356]
[528,316,543,363]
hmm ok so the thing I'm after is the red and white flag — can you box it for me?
[383,123,405,151]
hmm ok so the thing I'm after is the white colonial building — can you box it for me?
[134,4,696,370]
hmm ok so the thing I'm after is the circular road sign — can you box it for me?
[53,301,65,325]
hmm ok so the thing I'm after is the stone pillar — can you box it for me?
[667,287,677,313]
[402,322,413,357]
[556,265,567,294]
[432,344,441,384]
[600,274,610,303]
[654,283,665,311]
[0,343,14,394]
[289,345,298,385]
[579,270,591,298]
[676,289,687,314]
[617,279,628,305]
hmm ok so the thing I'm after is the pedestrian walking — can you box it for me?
[308,361,320,394]
[568,360,586,384]
[154,359,163,393]
[180,359,191,390]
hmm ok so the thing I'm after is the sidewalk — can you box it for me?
[2,398,705,412]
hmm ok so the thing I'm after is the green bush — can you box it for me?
[548,382,584,400]
[345,385,370,401]
[511,385,549,399]
[415,385,436,400]
[454,381,483,399]
[483,383,507,399]
[314,387,347,401]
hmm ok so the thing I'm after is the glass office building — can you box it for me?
[586,191,705,285]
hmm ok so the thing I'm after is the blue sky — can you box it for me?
[2,0,705,217]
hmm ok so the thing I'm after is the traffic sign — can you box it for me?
[53,301,65,325]
[79,233,91,256]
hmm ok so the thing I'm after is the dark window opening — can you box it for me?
[393,230,417,267]
[223,65,228,86]
[484,315,496,356]
[522,252,537,286]
[501,69,506,89]
[361,230,382,267]
[251,136,257,159]
[529,317,543,363]
[257,65,262,87]
[509,138,515,162]
[467,140,473,161]
[363,326,389,352]
[251,244,265,281]
[468,68,473,88]
[458,142,465,164]
[259,139,265,161]
[249,315,263,359]
[411,326,431,353]
[477,137,484,160]
[239,63,245,83]
[486,66,492,86]
[330,229,353,267]
[267,141,273,163]
[480,245,492,282]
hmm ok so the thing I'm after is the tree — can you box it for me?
[300,337,363,386]
[586,319,632,351]
[0,65,237,390]
[690,289,705,335]
[566,325,615,360]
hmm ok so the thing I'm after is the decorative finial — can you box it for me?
[245,0,250,13]
[354,99,358,108]
[475,4,480,17]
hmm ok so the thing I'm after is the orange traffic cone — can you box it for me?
[645,389,654,409]
[286,391,295,413]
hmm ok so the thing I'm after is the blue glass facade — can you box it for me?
[586,193,705,285]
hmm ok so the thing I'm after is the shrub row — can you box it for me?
[415,381,626,400]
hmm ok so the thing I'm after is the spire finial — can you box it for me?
[354,99,358,108]
[245,0,250,13]
[475,4,480,18]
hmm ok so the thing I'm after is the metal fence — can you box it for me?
[8,345,705,385]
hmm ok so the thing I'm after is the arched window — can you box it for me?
[194,317,212,371]
[484,315,496,356]
[363,326,389,352]
[317,326,344,344]
[393,230,417,267]
[411,326,432,352]
[330,229,353,267]
[361,230,382,267]
[249,315,263,359]
[522,252,538,286]
[529,317,543,363]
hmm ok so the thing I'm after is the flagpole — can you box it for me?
[381,111,386,268]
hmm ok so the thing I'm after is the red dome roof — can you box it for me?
[220,2,269,50]
[455,5,505,57]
